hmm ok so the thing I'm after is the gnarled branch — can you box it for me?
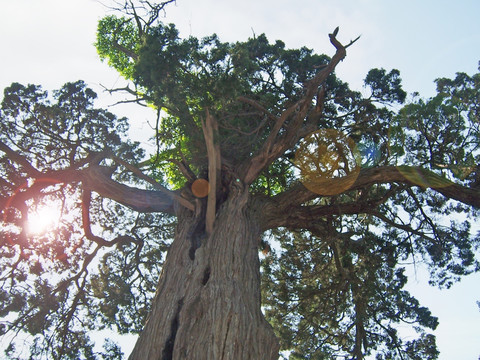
[240,28,357,184]
[80,164,179,214]
[265,166,480,230]
[110,154,194,211]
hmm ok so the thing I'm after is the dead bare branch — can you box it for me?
[202,109,221,235]
[101,0,176,31]
[100,83,149,106]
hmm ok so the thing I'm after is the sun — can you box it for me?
[27,204,60,236]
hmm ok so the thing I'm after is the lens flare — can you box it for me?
[191,179,210,198]
[396,165,454,188]
[295,129,361,195]
[27,205,60,235]
[357,141,382,168]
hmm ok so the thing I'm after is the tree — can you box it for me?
[1,1,479,359]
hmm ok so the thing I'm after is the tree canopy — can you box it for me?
[1,1,480,359]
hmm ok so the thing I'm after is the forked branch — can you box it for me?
[241,27,358,184]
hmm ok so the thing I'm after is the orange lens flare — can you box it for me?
[191,179,210,198]
[295,129,361,195]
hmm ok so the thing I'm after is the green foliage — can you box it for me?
[100,339,124,360]
[97,18,335,180]
[259,62,480,357]
[1,81,143,170]
[1,5,479,359]
[96,15,416,196]
[390,67,480,183]
[0,81,174,359]
[262,226,440,359]
[96,16,140,79]
[364,68,406,103]
[87,226,171,335]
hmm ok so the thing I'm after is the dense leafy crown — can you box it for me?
[1,1,480,359]
[97,14,339,186]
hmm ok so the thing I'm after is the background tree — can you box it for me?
[1,1,479,359]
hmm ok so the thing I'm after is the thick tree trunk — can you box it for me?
[128,183,279,360]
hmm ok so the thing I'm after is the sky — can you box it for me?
[1,0,480,359]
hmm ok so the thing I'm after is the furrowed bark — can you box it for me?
[128,182,279,360]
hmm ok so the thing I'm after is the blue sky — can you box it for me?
[1,0,480,359]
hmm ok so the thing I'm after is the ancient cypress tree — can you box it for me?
[1,1,479,359]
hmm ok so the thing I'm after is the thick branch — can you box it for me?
[80,164,181,215]
[110,154,194,210]
[263,196,386,231]
[0,140,41,177]
[265,166,480,230]
[357,166,480,207]
[240,28,354,184]
[3,156,186,220]
[112,41,139,60]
